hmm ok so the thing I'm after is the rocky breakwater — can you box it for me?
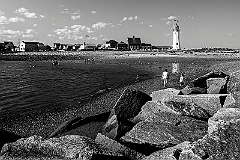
[1,71,239,160]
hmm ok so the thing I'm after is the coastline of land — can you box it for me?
[1,51,240,139]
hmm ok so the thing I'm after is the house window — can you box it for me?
[176,43,178,45]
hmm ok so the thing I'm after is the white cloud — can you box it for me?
[33,24,37,27]
[40,15,45,18]
[25,12,37,18]
[0,10,5,15]
[161,18,167,21]
[71,15,82,20]
[87,30,94,33]
[128,17,134,21]
[71,25,86,30]
[149,25,153,28]
[90,37,98,40]
[0,16,8,24]
[121,16,138,22]
[59,4,65,8]
[99,35,104,37]
[91,11,96,14]
[167,16,176,20]
[47,34,55,37]
[22,34,34,38]
[26,29,33,34]
[122,17,127,21]
[165,33,171,37]
[73,10,81,15]
[228,33,236,37]
[92,22,108,29]
[9,17,25,23]
[0,29,23,38]
[166,21,171,25]
[14,7,37,18]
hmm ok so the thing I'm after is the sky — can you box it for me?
[0,0,240,49]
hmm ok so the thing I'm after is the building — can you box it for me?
[117,41,129,51]
[128,36,141,50]
[141,43,152,50]
[79,42,97,51]
[20,41,39,52]
[172,20,181,50]
[4,41,15,52]
[152,46,172,51]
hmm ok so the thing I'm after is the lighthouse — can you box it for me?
[172,19,181,50]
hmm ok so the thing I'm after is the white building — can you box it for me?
[172,20,181,50]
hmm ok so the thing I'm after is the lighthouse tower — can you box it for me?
[172,20,180,50]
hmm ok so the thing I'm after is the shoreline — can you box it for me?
[1,55,240,138]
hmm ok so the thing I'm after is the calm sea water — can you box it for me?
[0,60,153,115]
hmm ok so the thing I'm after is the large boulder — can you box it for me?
[164,101,210,121]
[179,71,229,95]
[102,88,152,140]
[0,129,22,151]
[131,101,181,124]
[179,108,240,160]
[95,133,145,160]
[143,141,191,160]
[151,88,181,102]
[120,118,207,151]
[166,94,235,116]
[206,77,229,94]
[0,135,100,160]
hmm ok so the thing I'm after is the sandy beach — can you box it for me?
[1,51,240,139]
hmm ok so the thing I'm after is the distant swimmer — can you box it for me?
[52,60,59,66]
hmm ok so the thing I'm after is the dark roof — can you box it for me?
[128,36,141,45]
[4,41,14,46]
[23,41,39,44]
[141,43,152,46]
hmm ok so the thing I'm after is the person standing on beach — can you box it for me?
[179,73,184,87]
[162,69,169,87]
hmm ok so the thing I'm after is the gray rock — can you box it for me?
[142,141,191,160]
[0,135,100,160]
[206,77,228,94]
[151,88,181,102]
[102,88,152,140]
[179,71,229,95]
[0,129,22,151]
[164,100,210,120]
[121,118,207,150]
[180,108,240,160]
[179,85,207,95]
[166,94,234,116]
[131,101,180,124]
[95,133,145,160]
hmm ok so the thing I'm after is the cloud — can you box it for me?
[22,34,34,38]
[71,15,82,20]
[47,34,55,37]
[149,25,153,28]
[0,16,8,24]
[9,17,25,23]
[26,29,33,34]
[165,33,172,37]
[121,16,138,22]
[0,10,5,15]
[59,4,65,8]
[40,15,45,18]
[122,17,127,21]
[228,33,236,37]
[33,24,37,27]
[161,18,167,21]
[166,21,171,25]
[0,29,23,38]
[92,22,108,29]
[91,11,96,14]
[90,36,98,40]
[15,7,37,18]
[167,16,176,20]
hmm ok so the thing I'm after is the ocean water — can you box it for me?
[0,60,153,115]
